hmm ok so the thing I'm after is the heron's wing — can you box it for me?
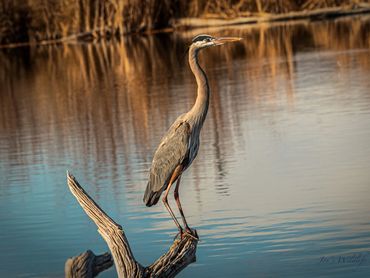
[143,121,190,206]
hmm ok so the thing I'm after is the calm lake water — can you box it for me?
[1,16,370,277]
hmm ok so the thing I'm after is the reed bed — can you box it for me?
[0,0,369,44]
[0,0,174,44]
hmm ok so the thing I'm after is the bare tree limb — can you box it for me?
[65,250,113,278]
[66,172,198,278]
[147,236,197,277]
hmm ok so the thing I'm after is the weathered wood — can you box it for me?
[65,250,113,278]
[146,234,197,277]
[66,172,198,278]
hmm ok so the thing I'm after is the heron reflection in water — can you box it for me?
[144,34,242,238]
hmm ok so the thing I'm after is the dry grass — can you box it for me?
[0,0,369,44]
[0,0,174,44]
[170,0,370,18]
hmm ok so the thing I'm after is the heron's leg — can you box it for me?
[174,176,190,230]
[162,166,183,233]
[174,177,199,240]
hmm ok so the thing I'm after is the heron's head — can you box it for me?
[191,34,242,50]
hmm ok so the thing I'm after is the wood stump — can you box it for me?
[65,172,198,278]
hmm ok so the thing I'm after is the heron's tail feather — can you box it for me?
[143,181,161,207]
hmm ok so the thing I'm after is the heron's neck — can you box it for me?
[187,47,210,128]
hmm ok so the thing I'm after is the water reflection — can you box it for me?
[1,16,370,277]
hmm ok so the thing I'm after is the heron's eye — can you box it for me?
[205,38,211,42]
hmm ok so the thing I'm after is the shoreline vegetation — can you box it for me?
[0,1,370,48]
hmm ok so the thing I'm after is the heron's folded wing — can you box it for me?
[149,121,190,193]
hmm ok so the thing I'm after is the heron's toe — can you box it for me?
[185,227,199,240]
[174,228,184,240]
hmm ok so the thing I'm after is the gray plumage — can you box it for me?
[144,120,191,206]
[143,37,210,207]
[143,34,241,234]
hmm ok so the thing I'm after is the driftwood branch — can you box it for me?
[66,172,198,278]
[65,250,113,278]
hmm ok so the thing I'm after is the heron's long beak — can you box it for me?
[214,37,243,45]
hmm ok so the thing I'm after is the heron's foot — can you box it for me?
[184,227,199,240]
[174,228,184,240]
[174,227,199,241]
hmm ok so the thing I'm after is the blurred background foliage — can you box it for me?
[0,0,369,44]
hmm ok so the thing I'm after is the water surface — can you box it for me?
[1,16,370,277]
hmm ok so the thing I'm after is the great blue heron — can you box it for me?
[143,34,242,238]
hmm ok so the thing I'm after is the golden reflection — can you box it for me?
[0,16,369,196]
